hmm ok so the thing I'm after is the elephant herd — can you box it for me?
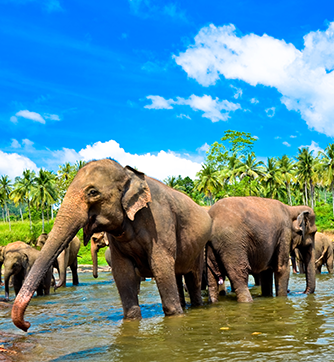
[0,233,81,301]
[2,159,330,332]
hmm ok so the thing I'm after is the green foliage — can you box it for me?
[314,204,334,231]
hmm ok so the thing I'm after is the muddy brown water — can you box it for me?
[1,271,334,361]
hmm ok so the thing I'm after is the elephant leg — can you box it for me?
[274,264,290,297]
[260,269,273,297]
[70,258,79,286]
[13,275,23,296]
[151,251,183,316]
[252,273,261,286]
[184,270,203,308]
[112,252,141,319]
[326,254,334,274]
[225,265,252,302]
[176,274,186,308]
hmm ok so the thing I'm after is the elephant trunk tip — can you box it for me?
[11,303,31,332]
[93,273,98,278]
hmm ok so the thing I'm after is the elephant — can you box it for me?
[3,241,52,300]
[12,159,212,331]
[207,197,316,303]
[89,232,110,278]
[0,245,5,285]
[291,232,333,274]
[37,233,80,288]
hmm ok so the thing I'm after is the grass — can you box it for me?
[0,220,107,266]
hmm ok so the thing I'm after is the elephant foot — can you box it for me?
[124,306,142,320]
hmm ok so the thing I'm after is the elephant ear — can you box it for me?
[293,211,311,239]
[122,166,152,221]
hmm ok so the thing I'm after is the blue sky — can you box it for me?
[1,0,334,181]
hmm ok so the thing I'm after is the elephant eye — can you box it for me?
[88,189,99,197]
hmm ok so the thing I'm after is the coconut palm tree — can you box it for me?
[238,152,265,196]
[277,155,296,205]
[319,143,334,215]
[262,157,285,199]
[10,169,36,232]
[31,169,58,232]
[195,163,224,205]
[0,175,13,230]
[296,148,317,208]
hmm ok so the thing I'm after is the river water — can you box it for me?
[1,271,334,361]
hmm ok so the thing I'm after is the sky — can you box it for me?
[1,0,334,181]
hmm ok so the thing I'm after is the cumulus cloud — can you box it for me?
[250,98,259,104]
[299,140,324,155]
[0,151,38,180]
[145,94,240,122]
[10,139,21,148]
[197,143,210,153]
[283,141,291,147]
[177,114,191,119]
[174,22,334,136]
[290,135,297,138]
[230,85,242,99]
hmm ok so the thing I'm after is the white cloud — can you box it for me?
[10,139,21,148]
[177,114,191,119]
[275,136,281,139]
[174,22,334,137]
[197,143,210,153]
[145,94,240,122]
[0,151,38,180]
[10,116,18,123]
[44,113,60,121]
[299,140,324,155]
[230,85,242,99]
[283,141,291,147]
[250,98,259,104]
[253,135,259,140]
[144,95,174,109]
[265,107,275,118]
[290,135,297,138]
[15,110,46,124]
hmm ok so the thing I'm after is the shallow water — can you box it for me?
[1,271,334,361]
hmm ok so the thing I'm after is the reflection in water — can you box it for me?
[1,271,334,361]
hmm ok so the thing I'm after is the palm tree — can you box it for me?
[163,176,185,192]
[31,169,58,232]
[262,157,284,199]
[296,148,316,208]
[277,155,295,205]
[195,163,224,205]
[75,160,86,171]
[0,175,13,230]
[319,143,334,215]
[10,169,36,232]
[238,152,265,196]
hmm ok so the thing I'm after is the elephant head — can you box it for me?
[12,159,151,331]
[4,250,28,300]
[36,233,48,249]
[291,209,317,294]
[89,232,109,278]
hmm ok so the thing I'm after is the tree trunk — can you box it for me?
[304,182,308,206]
[42,206,45,233]
[28,201,32,233]
[1,208,4,222]
[310,179,314,209]
[51,204,54,220]
[20,207,23,222]
[332,184,334,217]
[5,202,11,231]
[286,182,292,206]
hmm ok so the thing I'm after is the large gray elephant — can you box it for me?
[207,197,316,303]
[12,159,212,331]
[37,233,80,288]
[0,245,5,285]
[291,232,333,274]
[3,241,52,300]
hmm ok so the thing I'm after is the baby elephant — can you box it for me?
[3,241,52,300]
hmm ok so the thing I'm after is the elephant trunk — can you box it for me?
[4,271,12,301]
[55,250,67,289]
[12,191,87,332]
[91,243,99,278]
[303,245,316,294]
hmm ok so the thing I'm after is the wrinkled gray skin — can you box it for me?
[207,197,316,303]
[0,246,5,285]
[3,241,52,300]
[37,233,80,288]
[292,232,333,274]
[12,159,212,331]
[90,232,141,294]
